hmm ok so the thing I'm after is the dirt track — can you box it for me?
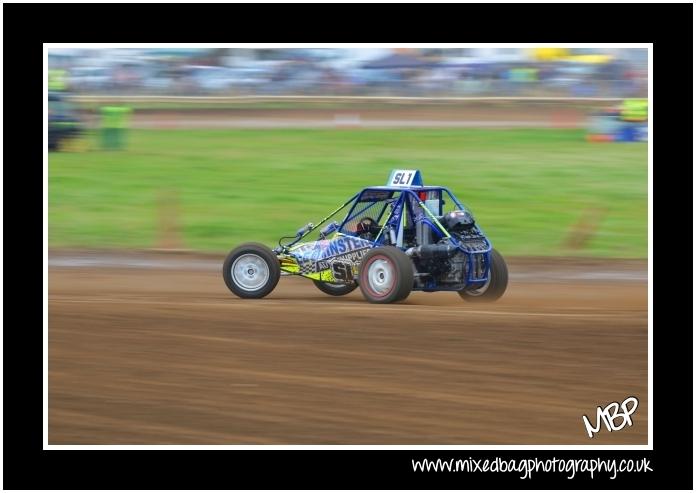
[48,253,648,445]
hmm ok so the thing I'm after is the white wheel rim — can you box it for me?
[367,258,395,295]
[231,254,269,291]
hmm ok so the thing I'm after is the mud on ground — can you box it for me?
[48,252,648,445]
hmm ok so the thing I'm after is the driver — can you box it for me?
[355,217,381,240]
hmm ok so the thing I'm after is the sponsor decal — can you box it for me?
[326,248,371,281]
[291,237,372,262]
[330,247,370,265]
[290,236,373,277]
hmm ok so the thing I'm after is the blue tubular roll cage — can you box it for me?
[279,176,492,288]
[336,186,492,287]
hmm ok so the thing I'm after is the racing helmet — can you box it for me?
[356,217,379,237]
[443,210,475,231]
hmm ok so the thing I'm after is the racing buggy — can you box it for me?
[223,170,508,304]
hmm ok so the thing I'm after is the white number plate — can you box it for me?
[388,169,418,187]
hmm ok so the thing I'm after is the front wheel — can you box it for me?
[223,243,280,299]
[313,281,358,297]
[358,246,414,304]
[459,249,508,302]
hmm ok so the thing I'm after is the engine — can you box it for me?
[406,241,466,289]
[405,213,489,289]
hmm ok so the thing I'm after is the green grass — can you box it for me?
[49,128,647,257]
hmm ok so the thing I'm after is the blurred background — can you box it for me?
[48,47,648,258]
[49,47,647,97]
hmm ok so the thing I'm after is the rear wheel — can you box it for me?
[223,243,280,299]
[358,246,414,304]
[459,249,508,302]
[313,280,358,296]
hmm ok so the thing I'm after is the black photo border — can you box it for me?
[3,2,692,489]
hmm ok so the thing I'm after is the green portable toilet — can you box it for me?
[100,105,132,150]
